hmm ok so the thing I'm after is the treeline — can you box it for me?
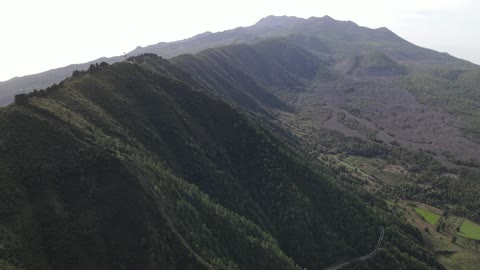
[126,53,162,63]
[14,62,110,106]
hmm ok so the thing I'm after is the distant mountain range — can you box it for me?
[0,15,475,106]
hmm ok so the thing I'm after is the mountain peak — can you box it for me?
[254,15,304,28]
[317,15,336,22]
[255,15,351,28]
[305,15,358,28]
[191,31,213,39]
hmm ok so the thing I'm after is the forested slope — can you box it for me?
[0,59,441,269]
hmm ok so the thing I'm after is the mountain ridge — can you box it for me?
[0,15,476,106]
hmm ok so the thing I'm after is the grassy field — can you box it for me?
[458,219,480,240]
[343,155,407,185]
[414,207,441,225]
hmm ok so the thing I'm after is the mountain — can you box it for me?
[0,58,440,269]
[2,15,480,269]
[133,15,472,69]
[0,15,475,106]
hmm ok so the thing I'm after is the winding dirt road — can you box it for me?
[324,226,385,270]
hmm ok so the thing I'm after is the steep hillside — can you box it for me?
[134,40,480,256]
[170,39,334,115]
[0,60,440,269]
[129,41,480,227]
[133,38,480,165]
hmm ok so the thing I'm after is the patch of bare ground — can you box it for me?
[383,164,408,175]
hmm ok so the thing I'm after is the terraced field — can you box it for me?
[389,200,480,270]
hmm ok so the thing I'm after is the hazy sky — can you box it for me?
[1,0,479,81]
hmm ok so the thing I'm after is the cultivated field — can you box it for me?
[389,200,480,270]
[415,207,441,225]
[458,219,480,240]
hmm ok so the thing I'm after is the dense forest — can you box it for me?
[0,58,444,269]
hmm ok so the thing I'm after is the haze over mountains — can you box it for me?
[1,15,480,270]
[0,15,474,106]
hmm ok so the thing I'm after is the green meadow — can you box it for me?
[458,219,480,240]
[414,207,441,225]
